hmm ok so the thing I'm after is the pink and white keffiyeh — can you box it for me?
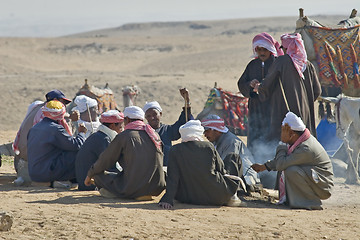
[252,32,284,57]
[278,128,311,205]
[280,33,308,79]
[124,120,162,151]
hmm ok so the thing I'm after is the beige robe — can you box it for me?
[265,135,334,209]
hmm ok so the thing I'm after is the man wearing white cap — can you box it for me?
[201,115,260,191]
[143,88,193,166]
[159,120,244,209]
[84,106,166,200]
[252,112,334,210]
[72,95,101,139]
[75,110,125,191]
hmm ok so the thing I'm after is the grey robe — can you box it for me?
[214,131,259,184]
[87,129,166,199]
[238,56,274,150]
[258,55,321,142]
[265,135,334,209]
[160,141,239,206]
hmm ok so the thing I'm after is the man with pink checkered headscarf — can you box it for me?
[253,33,321,156]
[238,32,284,158]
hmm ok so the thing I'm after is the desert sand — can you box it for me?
[0,15,359,239]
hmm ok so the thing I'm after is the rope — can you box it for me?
[279,78,290,112]
[86,103,94,133]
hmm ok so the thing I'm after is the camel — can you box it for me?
[66,79,118,113]
[295,8,360,97]
[296,8,360,184]
[122,85,140,108]
[319,95,360,184]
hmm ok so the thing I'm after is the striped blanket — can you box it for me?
[306,25,360,92]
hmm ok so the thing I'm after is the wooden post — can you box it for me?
[299,8,304,18]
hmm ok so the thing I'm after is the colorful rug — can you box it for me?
[307,25,360,89]
[204,88,248,134]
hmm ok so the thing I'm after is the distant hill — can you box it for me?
[66,15,348,38]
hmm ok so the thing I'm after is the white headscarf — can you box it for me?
[282,112,306,131]
[72,95,98,113]
[123,106,145,120]
[143,101,162,113]
[100,110,124,123]
[179,120,204,142]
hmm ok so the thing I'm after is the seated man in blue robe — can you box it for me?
[27,100,87,183]
[75,110,124,191]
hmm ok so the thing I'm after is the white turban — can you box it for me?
[100,110,124,123]
[72,95,98,113]
[179,120,204,142]
[143,101,162,113]
[282,112,306,131]
[123,106,145,120]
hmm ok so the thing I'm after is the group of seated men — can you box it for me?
[19,88,334,210]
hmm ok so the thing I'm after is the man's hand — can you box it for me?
[159,202,173,209]
[253,83,261,93]
[70,110,80,122]
[84,176,94,186]
[179,88,190,103]
[249,79,260,88]
[251,164,267,173]
[78,123,88,134]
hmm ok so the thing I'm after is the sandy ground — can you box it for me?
[0,15,359,239]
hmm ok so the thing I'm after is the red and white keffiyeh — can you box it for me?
[278,128,311,205]
[280,33,308,79]
[42,100,72,135]
[201,118,228,133]
[124,120,162,151]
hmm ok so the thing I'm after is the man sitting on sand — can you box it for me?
[13,89,77,163]
[84,106,166,200]
[201,114,260,191]
[159,120,244,209]
[27,100,87,182]
[75,110,124,191]
[72,95,101,139]
[143,88,193,166]
[251,112,334,210]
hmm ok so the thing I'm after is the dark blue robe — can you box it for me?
[27,117,85,182]
[156,108,193,166]
[75,131,111,190]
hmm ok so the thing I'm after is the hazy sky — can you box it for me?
[0,0,358,37]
